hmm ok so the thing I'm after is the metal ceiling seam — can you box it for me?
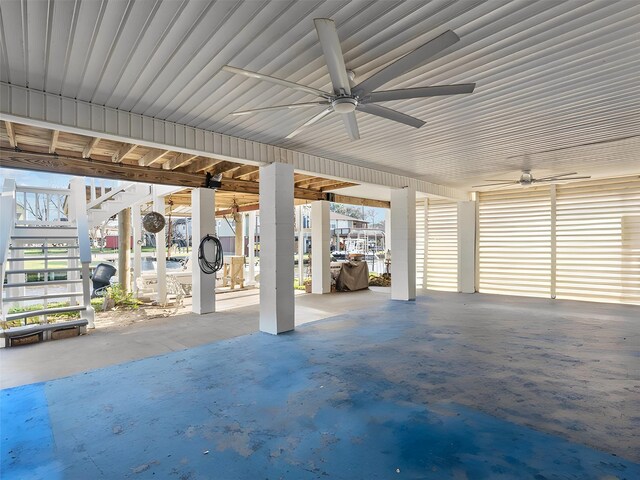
[0,83,466,201]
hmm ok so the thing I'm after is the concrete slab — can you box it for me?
[1,289,639,478]
[0,288,390,389]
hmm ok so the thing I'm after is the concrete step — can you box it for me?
[1,319,89,347]
[6,305,86,321]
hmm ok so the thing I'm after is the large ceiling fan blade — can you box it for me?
[340,111,360,140]
[357,103,425,128]
[534,176,592,183]
[314,19,352,95]
[471,181,519,188]
[534,172,578,180]
[354,30,460,96]
[285,107,333,139]
[222,65,330,98]
[231,102,330,116]
[363,84,475,103]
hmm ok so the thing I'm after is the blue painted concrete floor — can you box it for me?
[2,295,639,479]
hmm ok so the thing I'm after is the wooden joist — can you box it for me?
[4,121,16,148]
[49,130,59,154]
[112,143,138,163]
[162,153,198,170]
[138,149,169,167]
[82,137,100,158]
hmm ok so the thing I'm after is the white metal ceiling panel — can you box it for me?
[1,0,638,187]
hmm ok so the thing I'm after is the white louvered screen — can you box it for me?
[556,178,640,305]
[425,199,458,292]
[478,186,552,298]
[416,199,426,288]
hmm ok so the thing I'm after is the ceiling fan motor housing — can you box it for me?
[332,96,358,113]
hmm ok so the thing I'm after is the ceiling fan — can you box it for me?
[472,171,592,189]
[222,18,475,140]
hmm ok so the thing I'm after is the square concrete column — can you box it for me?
[153,194,167,305]
[311,200,331,294]
[259,162,295,334]
[457,201,476,294]
[390,187,416,301]
[132,203,142,298]
[247,211,256,286]
[191,188,216,314]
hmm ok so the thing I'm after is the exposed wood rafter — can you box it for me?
[112,143,138,163]
[49,130,59,154]
[138,148,169,166]
[4,121,16,147]
[233,166,260,180]
[82,137,100,158]
[162,153,198,170]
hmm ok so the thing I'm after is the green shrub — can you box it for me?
[104,283,141,310]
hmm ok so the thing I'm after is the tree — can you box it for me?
[329,202,364,219]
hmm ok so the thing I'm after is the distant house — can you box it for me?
[330,212,368,230]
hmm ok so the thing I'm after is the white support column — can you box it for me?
[384,208,391,253]
[153,192,167,305]
[390,187,416,301]
[550,184,557,299]
[457,201,476,294]
[247,211,256,286]
[259,162,295,335]
[311,200,331,294]
[296,205,305,284]
[191,188,216,314]
[132,203,142,298]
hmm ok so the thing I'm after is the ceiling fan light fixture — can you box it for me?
[332,97,357,113]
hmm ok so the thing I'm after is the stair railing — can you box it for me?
[69,177,95,328]
[0,179,17,320]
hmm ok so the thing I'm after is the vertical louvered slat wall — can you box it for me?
[425,199,458,292]
[415,199,427,288]
[556,178,640,304]
[478,186,552,298]
[477,176,640,305]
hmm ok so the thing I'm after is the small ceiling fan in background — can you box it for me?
[223,18,475,140]
[472,171,592,189]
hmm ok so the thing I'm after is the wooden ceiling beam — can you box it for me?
[331,194,389,209]
[0,148,390,208]
[112,143,138,163]
[138,148,169,166]
[162,153,198,170]
[49,130,59,154]
[216,203,260,216]
[82,137,100,158]
[320,181,356,191]
[4,121,16,148]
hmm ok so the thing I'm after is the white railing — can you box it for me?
[15,186,71,226]
[0,179,17,320]
[69,177,95,328]
[86,181,129,210]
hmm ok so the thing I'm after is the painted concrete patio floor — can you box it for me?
[2,296,639,479]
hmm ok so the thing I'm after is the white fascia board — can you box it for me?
[0,83,466,200]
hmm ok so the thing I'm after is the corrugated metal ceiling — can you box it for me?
[1,0,638,188]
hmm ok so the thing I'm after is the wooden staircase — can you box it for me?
[1,179,94,347]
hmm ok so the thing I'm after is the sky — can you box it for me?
[0,167,117,189]
[1,167,75,188]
